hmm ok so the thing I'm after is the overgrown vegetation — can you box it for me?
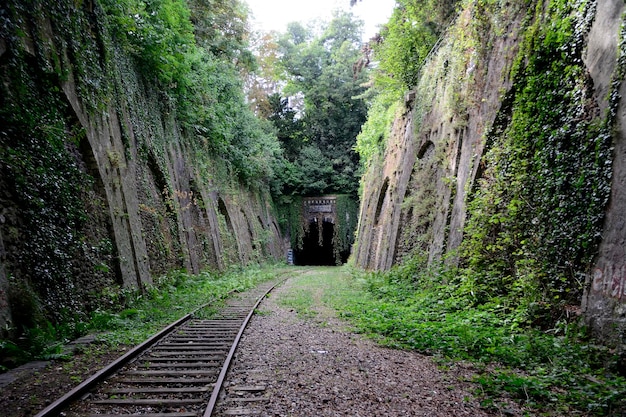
[98,0,280,187]
[263,12,369,200]
[371,0,459,92]
[2,4,624,416]
[348,264,626,415]
[461,0,612,323]
[0,0,119,337]
[0,0,284,351]
[346,0,626,413]
[280,266,626,415]
[357,0,618,337]
[0,264,283,370]
[90,264,283,345]
[332,195,359,262]
[355,0,459,172]
[354,88,402,171]
[252,12,367,256]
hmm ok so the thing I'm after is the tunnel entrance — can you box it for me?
[294,220,338,265]
[291,195,355,266]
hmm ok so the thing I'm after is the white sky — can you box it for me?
[244,0,396,41]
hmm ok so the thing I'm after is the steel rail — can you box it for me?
[33,313,193,417]
[202,280,280,417]
[32,278,284,417]
[32,293,225,417]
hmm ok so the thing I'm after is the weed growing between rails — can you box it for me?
[276,266,367,322]
[0,263,286,370]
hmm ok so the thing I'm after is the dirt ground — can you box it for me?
[0,275,524,416]
[0,344,125,416]
[213,276,524,417]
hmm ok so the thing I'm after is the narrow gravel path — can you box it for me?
[215,274,506,417]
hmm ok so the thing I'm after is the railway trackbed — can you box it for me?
[33,278,283,417]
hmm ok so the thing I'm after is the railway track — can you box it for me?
[33,278,283,417]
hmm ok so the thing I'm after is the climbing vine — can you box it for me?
[354,89,402,170]
[275,196,305,251]
[0,0,283,340]
[371,0,460,92]
[332,195,359,263]
[461,0,613,323]
[0,40,99,325]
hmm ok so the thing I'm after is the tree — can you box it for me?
[268,11,369,197]
[371,0,459,91]
[187,0,255,70]
[267,94,305,161]
[297,144,334,195]
[246,31,284,117]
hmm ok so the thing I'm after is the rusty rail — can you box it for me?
[33,278,283,417]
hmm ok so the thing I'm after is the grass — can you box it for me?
[277,266,354,321]
[277,265,626,416]
[5,262,625,415]
[0,263,285,369]
[89,263,287,346]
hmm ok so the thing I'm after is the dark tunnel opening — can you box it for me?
[294,219,350,266]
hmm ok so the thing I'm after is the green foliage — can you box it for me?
[92,264,282,345]
[2,0,283,193]
[187,0,254,68]
[333,195,359,259]
[266,94,305,161]
[296,145,335,195]
[0,28,99,325]
[269,11,369,198]
[97,0,280,187]
[0,264,283,368]
[274,195,305,250]
[372,0,460,91]
[355,0,461,179]
[99,0,195,94]
[344,5,624,410]
[0,0,285,359]
[461,0,612,320]
[0,324,71,370]
[341,2,624,413]
[354,89,402,169]
[266,12,368,250]
[0,122,89,309]
[273,266,626,414]
[342,265,626,415]
[0,340,28,371]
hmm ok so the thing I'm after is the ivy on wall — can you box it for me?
[275,194,357,265]
[372,0,460,92]
[332,195,359,263]
[0,38,115,328]
[275,195,304,251]
[460,0,613,324]
[97,0,281,188]
[0,0,284,339]
[354,89,402,172]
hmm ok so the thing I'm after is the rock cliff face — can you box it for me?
[0,3,283,334]
[583,0,626,341]
[355,1,527,270]
[354,0,626,343]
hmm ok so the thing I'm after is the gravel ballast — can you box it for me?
[1,270,524,416]
[214,274,513,416]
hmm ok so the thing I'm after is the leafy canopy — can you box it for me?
[99,0,281,187]
[267,11,370,198]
